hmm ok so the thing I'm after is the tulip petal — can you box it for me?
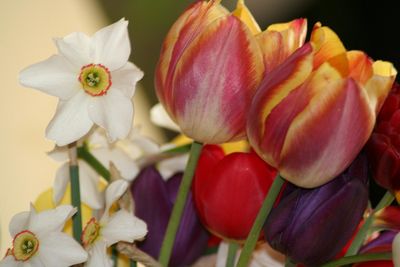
[39,232,88,267]
[92,18,130,71]
[279,64,374,187]
[54,32,92,68]
[247,43,314,166]
[172,15,264,143]
[232,0,261,35]
[364,60,397,114]
[155,1,228,107]
[87,88,133,142]
[46,90,93,146]
[131,167,171,258]
[19,55,79,100]
[102,210,147,246]
[0,256,18,267]
[310,24,348,73]
[258,19,307,73]
[347,51,374,85]
[111,62,144,98]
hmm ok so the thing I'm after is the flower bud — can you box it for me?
[131,167,209,267]
[193,145,276,241]
[264,154,369,266]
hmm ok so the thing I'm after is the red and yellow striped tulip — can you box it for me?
[155,0,306,144]
[247,23,397,188]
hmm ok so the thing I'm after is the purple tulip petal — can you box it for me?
[131,167,209,266]
[360,230,398,254]
[265,154,369,266]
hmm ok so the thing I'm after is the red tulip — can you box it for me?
[367,82,400,190]
[193,145,276,241]
[247,23,397,188]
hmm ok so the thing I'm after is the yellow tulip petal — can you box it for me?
[232,0,261,35]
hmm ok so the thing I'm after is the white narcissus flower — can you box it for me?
[82,180,147,267]
[216,242,285,267]
[19,18,144,146]
[0,205,87,267]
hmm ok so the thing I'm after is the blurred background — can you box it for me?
[0,0,398,254]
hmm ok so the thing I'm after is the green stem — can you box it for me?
[158,141,203,266]
[345,191,394,256]
[236,175,285,267]
[321,252,392,267]
[226,243,239,267]
[77,145,110,181]
[130,260,137,267]
[68,143,83,243]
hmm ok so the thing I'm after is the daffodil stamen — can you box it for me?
[12,230,39,261]
[82,217,101,248]
[79,64,112,96]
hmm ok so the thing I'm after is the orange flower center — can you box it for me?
[12,230,39,261]
[81,217,101,248]
[79,64,112,96]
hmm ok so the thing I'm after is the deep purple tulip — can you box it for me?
[264,154,369,267]
[130,166,209,267]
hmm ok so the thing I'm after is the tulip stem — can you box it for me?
[68,142,83,243]
[226,243,239,267]
[236,174,285,267]
[345,190,394,256]
[321,252,392,267]
[158,141,203,266]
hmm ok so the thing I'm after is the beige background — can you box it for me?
[0,0,161,254]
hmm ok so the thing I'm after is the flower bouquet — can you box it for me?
[1,0,399,267]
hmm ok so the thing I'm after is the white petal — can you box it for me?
[46,90,94,146]
[216,242,230,267]
[92,147,139,181]
[47,146,69,162]
[87,129,109,148]
[150,103,180,132]
[85,242,112,267]
[0,256,19,267]
[29,205,76,235]
[92,19,130,71]
[79,161,105,210]
[27,256,44,267]
[53,163,70,205]
[394,232,400,267]
[127,127,160,155]
[252,243,285,267]
[103,180,129,218]
[19,55,79,100]
[101,210,147,246]
[54,32,92,68]
[39,232,88,267]
[157,154,188,180]
[9,211,30,237]
[87,89,133,142]
[111,62,143,98]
